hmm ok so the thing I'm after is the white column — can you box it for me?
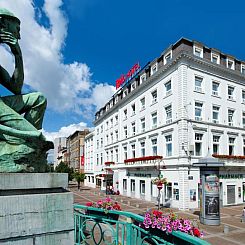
[145,178,152,201]
[135,178,140,198]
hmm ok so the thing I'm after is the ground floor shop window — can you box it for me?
[140,180,145,195]
[123,179,127,191]
[190,189,197,201]
[173,188,179,200]
[131,179,135,192]
[165,182,172,200]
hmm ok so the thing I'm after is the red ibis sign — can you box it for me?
[116,63,140,89]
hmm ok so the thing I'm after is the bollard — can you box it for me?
[223,225,229,234]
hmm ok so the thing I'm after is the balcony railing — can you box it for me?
[74,204,211,245]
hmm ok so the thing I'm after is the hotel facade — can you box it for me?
[85,38,245,210]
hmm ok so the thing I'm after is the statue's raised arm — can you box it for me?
[0,8,54,173]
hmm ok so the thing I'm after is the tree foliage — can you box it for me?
[55,161,74,181]
[74,172,86,183]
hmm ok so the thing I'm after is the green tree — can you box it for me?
[55,161,74,181]
[74,172,86,190]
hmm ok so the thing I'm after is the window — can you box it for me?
[165,135,172,156]
[123,109,127,119]
[106,121,109,130]
[96,154,99,165]
[140,180,145,195]
[193,46,203,57]
[242,112,245,128]
[195,102,203,121]
[140,97,145,110]
[97,139,99,149]
[228,86,235,100]
[97,128,99,135]
[140,74,146,84]
[100,138,103,147]
[211,53,219,64]
[151,112,157,129]
[123,89,128,97]
[165,105,172,124]
[228,137,235,155]
[123,146,127,160]
[195,76,203,92]
[241,65,245,75]
[228,109,234,126]
[195,133,203,156]
[110,133,113,143]
[212,82,219,96]
[164,51,172,64]
[124,126,128,138]
[115,130,118,141]
[131,81,136,91]
[213,135,220,154]
[242,90,245,104]
[115,148,118,162]
[115,115,118,125]
[106,151,109,161]
[141,117,145,133]
[131,122,136,136]
[114,96,118,104]
[131,180,135,192]
[131,144,136,158]
[151,63,157,75]
[101,125,103,133]
[106,135,109,145]
[151,90,157,104]
[131,103,136,116]
[243,139,245,155]
[165,80,172,96]
[212,106,220,123]
[110,150,113,161]
[227,59,235,70]
[123,179,127,191]
[110,118,113,128]
[140,141,145,157]
[151,138,158,156]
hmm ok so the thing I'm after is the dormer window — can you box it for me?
[227,58,235,70]
[140,73,146,84]
[241,64,245,75]
[106,104,110,111]
[114,96,118,104]
[110,100,113,108]
[211,53,220,64]
[151,63,158,75]
[164,51,172,65]
[131,81,136,91]
[123,89,128,97]
[193,45,203,58]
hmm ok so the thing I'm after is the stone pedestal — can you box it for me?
[0,173,74,245]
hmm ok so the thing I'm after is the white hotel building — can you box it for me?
[85,38,245,210]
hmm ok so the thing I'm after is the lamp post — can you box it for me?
[155,158,164,210]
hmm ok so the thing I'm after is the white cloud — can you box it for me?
[42,121,92,142]
[0,0,115,114]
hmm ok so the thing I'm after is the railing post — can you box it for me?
[126,217,132,245]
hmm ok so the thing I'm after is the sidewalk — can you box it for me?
[70,185,245,245]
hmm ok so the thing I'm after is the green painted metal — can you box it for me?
[74,204,211,245]
[0,8,54,172]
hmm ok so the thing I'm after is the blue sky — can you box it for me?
[1,0,245,140]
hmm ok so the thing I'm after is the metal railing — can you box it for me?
[74,204,210,245]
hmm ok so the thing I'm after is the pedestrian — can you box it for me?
[241,207,245,223]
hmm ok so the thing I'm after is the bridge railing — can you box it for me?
[74,204,210,245]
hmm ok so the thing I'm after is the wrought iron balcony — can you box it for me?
[74,204,211,245]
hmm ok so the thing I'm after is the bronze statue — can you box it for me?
[0,8,54,172]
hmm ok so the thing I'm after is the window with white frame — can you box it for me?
[212,105,220,123]
[115,115,118,125]
[140,141,145,157]
[131,179,135,192]
[131,81,136,91]
[141,117,145,133]
[140,180,145,195]
[124,126,128,138]
[123,89,128,97]
[123,179,127,191]
[165,105,172,124]
[195,133,203,156]
[110,150,113,161]
[131,103,136,116]
[151,138,158,156]
[106,121,109,130]
[151,90,157,104]
[211,53,220,64]
[110,100,113,108]
[242,90,245,104]
[100,138,103,147]
[140,97,145,110]
[97,128,99,135]
[228,137,235,155]
[123,146,127,160]
[114,96,118,104]
[123,109,127,119]
[96,139,99,149]
[195,102,203,121]
[101,125,103,133]
[212,81,219,96]
[165,135,172,156]
[106,151,109,161]
[131,144,136,158]
[106,135,109,145]
[242,112,245,128]
[228,109,234,126]
[165,80,172,96]
[100,152,103,165]
[110,118,113,128]
[140,74,146,84]
[131,122,136,136]
[106,104,109,111]
[213,135,220,154]
[151,63,158,75]
[164,51,172,64]
[152,112,157,129]
[227,58,235,70]
[115,148,118,162]
[241,65,245,75]
[243,139,245,155]
[96,154,99,165]
[115,130,118,141]
[193,46,203,57]
[228,86,235,100]
[195,76,203,92]
[110,132,113,143]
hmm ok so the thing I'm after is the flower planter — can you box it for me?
[86,209,119,223]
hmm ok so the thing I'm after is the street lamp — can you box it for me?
[155,158,165,210]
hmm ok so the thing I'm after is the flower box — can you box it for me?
[124,155,163,164]
[85,209,119,222]
[104,161,115,166]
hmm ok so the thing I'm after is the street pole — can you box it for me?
[156,159,163,210]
